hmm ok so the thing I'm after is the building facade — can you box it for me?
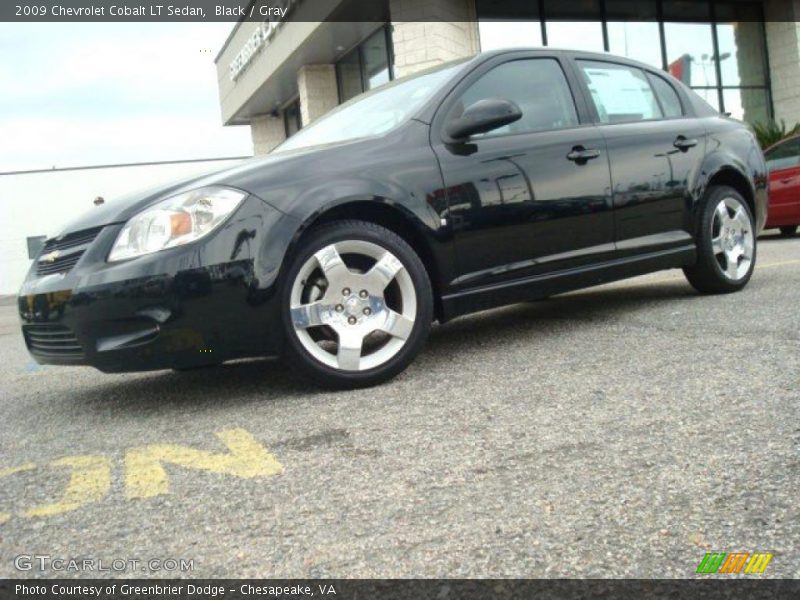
[215,0,800,155]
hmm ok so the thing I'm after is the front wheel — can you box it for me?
[779,225,798,237]
[280,220,433,389]
[683,186,756,294]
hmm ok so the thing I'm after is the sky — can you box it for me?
[0,23,253,173]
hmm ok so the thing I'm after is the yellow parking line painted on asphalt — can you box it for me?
[0,463,36,524]
[758,258,800,269]
[124,428,283,499]
[24,455,112,518]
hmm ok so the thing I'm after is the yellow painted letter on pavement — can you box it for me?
[0,463,36,524]
[24,456,112,518]
[124,428,283,499]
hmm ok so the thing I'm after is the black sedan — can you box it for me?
[19,49,767,389]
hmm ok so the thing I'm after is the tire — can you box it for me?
[779,225,798,237]
[683,185,757,294]
[280,220,433,389]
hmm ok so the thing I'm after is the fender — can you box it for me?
[690,123,768,233]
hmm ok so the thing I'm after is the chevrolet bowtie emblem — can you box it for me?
[41,250,60,263]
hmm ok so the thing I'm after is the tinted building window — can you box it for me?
[479,21,542,51]
[475,0,772,124]
[451,59,579,137]
[336,26,393,103]
[607,21,662,69]
[284,99,302,137]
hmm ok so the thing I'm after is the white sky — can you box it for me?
[0,23,253,172]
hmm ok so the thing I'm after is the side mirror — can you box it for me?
[445,98,523,141]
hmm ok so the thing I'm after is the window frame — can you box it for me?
[572,57,689,126]
[433,52,592,145]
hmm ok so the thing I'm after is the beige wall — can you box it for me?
[390,0,479,77]
[251,114,286,155]
[297,65,339,126]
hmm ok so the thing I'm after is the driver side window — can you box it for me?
[449,58,579,138]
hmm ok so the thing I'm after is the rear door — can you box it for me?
[430,53,615,291]
[573,58,706,257]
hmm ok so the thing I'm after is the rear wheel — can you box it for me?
[281,220,433,389]
[779,225,798,237]
[683,186,756,294]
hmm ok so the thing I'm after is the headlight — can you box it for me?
[108,186,247,262]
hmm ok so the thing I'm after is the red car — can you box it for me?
[764,135,800,236]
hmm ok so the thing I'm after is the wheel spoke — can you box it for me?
[715,202,729,226]
[364,252,404,291]
[711,235,724,255]
[337,332,363,370]
[291,302,327,329]
[742,236,754,260]
[314,244,350,284]
[724,252,739,279]
[732,206,747,229]
[380,310,415,340]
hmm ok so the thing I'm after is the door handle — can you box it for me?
[673,136,698,151]
[566,146,601,163]
[780,177,795,184]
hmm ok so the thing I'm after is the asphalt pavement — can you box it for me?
[0,233,798,579]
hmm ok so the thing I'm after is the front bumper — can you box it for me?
[18,196,292,372]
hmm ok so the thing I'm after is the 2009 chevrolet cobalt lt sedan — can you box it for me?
[19,49,767,389]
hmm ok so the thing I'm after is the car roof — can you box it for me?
[467,47,666,75]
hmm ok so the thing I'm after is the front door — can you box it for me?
[431,55,615,292]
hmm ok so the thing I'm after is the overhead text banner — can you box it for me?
[0,0,778,22]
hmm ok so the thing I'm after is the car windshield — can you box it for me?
[274,61,465,153]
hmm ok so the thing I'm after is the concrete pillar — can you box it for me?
[250,114,286,155]
[390,0,479,78]
[765,0,800,124]
[297,65,338,126]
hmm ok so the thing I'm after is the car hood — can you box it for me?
[54,143,349,236]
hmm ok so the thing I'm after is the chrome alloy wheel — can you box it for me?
[711,196,754,281]
[289,240,417,372]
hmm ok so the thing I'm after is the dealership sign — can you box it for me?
[229,0,297,81]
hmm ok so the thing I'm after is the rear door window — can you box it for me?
[646,73,684,118]
[578,60,663,123]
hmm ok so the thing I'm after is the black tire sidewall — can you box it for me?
[279,221,433,389]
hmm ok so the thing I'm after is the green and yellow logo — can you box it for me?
[696,552,773,574]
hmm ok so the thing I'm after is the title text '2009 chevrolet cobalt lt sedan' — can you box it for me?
[19,49,767,388]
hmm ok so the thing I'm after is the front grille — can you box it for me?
[23,324,84,359]
[36,227,102,276]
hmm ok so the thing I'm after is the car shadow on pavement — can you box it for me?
[65,278,698,414]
